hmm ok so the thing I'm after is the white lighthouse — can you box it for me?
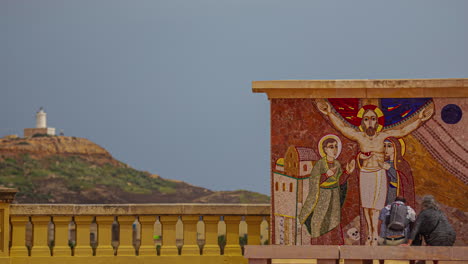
[36,107,47,128]
[24,107,56,137]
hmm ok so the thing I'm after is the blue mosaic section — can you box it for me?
[380,98,432,127]
[441,104,462,124]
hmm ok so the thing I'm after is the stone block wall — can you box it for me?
[24,128,55,137]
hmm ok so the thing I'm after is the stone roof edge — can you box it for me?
[252,78,468,98]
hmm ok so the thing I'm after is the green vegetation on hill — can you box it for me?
[0,154,270,204]
[0,154,178,202]
[238,190,270,204]
[0,136,269,204]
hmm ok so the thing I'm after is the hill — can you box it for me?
[0,135,269,204]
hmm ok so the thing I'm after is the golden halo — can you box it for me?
[318,134,342,158]
[357,107,366,118]
[398,138,406,156]
[374,107,384,117]
[357,106,384,118]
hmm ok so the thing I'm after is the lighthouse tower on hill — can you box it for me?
[24,107,56,137]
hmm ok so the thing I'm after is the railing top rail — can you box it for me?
[10,203,271,216]
[245,246,468,261]
[340,245,468,261]
[245,245,339,259]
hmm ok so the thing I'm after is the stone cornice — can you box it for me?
[0,187,18,203]
[252,78,468,99]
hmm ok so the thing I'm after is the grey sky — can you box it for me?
[2,0,467,195]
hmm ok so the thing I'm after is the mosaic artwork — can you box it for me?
[271,98,467,246]
[441,104,462,124]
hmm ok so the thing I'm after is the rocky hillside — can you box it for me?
[0,135,269,204]
[0,135,119,166]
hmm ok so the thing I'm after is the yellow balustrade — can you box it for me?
[52,216,71,256]
[224,216,242,256]
[203,215,220,256]
[31,216,51,256]
[3,202,468,264]
[9,216,28,256]
[74,216,93,256]
[160,215,179,256]
[117,215,136,256]
[181,215,199,255]
[95,216,114,256]
[138,215,156,256]
[5,203,269,263]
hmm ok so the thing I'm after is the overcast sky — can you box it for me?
[2,0,467,195]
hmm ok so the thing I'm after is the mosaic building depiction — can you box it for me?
[273,146,319,245]
[254,79,468,246]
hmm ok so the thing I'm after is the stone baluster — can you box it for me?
[25,218,33,255]
[48,219,55,253]
[117,216,136,256]
[224,216,242,255]
[9,216,28,256]
[68,218,76,253]
[160,215,178,256]
[111,217,119,254]
[203,216,220,255]
[132,217,141,254]
[31,216,51,256]
[154,217,162,255]
[175,217,183,254]
[74,216,93,256]
[218,217,226,255]
[90,219,98,254]
[260,216,269,245]
[196,216,205,254]
[138,216,156,256]
[181,215,199,255]
[239,216,248,253]
[52,216,72,256]
[95,216,114,256]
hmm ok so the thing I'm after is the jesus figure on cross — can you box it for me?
[317,99,434,245]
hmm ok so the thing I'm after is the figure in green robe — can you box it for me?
[298,136,355,238]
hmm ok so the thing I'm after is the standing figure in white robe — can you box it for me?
[317,100,433,245]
